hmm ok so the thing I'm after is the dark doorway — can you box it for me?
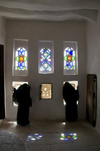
[86,74,97,127]
[0,44,5,119]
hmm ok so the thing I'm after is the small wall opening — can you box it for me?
[12,81,28,106]
[63,81,78,105]
[40,83,52,99]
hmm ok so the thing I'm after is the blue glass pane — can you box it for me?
[41,60,45,65]
[70,61,73,66]
[22,62,25,67]
[66,50,69,55]
[68,65,71,69]
[22,50,25,56]
[47,60,51,65]
[18,50,21,56]
[66,61,70,66]
[18,62,21,67]
[70,50,73,55]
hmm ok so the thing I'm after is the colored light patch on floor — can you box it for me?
[60,133,77,141]
[27,133,42,141]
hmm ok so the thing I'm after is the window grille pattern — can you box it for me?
[40,48,51,71]
[64,47,75,70]
[15,47,27,70]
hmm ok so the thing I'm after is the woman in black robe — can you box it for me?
[16,84,32,126]
[62,82,79,122]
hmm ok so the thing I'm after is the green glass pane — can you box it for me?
[64,56,67,61]
[16,56,19,61]
[72,56,75,61]
[23,67,26,69]
[71,66,74,69]
[17,67,20,69]
[65,66,68,69]
[24,56,27,61]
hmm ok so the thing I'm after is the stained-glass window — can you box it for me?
[40,48,51,72]
[13,39,28,76]
[64,47,75,70]
[38,40,54,74]
[63,41,78,75]
[15,47,27,70]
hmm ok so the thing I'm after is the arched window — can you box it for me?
[13,39,28,76]
[15,47,27,70]
[38,40,54,74]
[63,41,78,75]
[40,47,51,72]
[64,47,75,70]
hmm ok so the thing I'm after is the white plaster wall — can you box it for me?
[5,20,86,120]
[86,15,100,132]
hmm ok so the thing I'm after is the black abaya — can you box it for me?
[62,82,79,122]
[16,84,32,125]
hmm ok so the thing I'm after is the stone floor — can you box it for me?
[0,119,100,151]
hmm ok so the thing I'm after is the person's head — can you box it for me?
[63,82,75,95]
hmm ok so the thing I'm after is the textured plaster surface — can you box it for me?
[0,0,99,21]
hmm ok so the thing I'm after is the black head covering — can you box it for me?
[62,82,75,102]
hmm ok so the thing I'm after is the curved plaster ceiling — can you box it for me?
[0,0,100,22]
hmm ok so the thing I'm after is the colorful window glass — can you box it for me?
[15,47,27,70]
[40,48,51,72]
[64,47,75,70]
